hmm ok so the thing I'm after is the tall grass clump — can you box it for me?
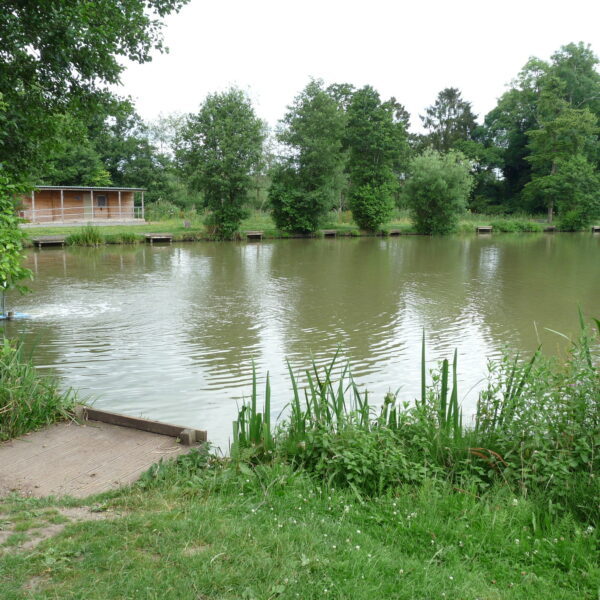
[66,225,104,246]
[232,316,599,522]
[0,338,76,440]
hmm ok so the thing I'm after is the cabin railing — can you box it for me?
[18,206,145,223]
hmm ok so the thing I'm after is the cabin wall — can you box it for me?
[20,190,137,223]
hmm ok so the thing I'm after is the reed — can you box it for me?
[0,338,76,440]
[65,224,104,246]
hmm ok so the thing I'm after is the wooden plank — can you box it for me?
[544,226,557,232]
[32,235,66,247]
[321,229,337,237]
[387,229,401,236]
[592,226,600,233]
[245,230,263,240]
[144,233,173,244]
[76,406,207,443]
[476,226,493,234]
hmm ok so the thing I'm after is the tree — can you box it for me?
[270,80,347,233]
[0,0,189,179]
[0,175,31,316]
[524,104,598,222]
[405,150,473,235]
[345,86,408,231]
[179,89,265,238]
[421,88,478,152]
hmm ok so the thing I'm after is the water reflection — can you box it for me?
[2,234,598,449]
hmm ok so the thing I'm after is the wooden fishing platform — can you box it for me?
[144,233,173,244]
[0,408,206,499]
[544,225,557,232]
[321,229,337,237]
[592,226,600,233]
[476,226,493,234]
[31,235,66,247]
[245,230,263,241]
[387,229,401,236]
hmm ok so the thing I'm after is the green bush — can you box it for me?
[405,150,473,234]
[145,199,180,221]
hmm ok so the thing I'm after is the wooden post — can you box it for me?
[118,190,122,219]
[141,191,145,220]
[60,189,64,221]
[91,189,94,220]
[31,191,35,222]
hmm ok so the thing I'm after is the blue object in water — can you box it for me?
[0,312,30,320]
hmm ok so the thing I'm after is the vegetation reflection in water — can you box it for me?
[2,234,599,449]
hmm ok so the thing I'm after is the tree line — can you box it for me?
[2,5,600,237]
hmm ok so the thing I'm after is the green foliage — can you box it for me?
[233,316,599,523]
[65,225,104,247]
[345,86,408,231]
[270,80,347,233]
[179,88,265,239]
[0,339,76,441]
[0,175,32,315]
[420,87,478,152]
[0,0,189,179]
[145,199,181,221]
[405,150,473,234]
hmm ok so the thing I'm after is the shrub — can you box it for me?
[145,199,180,221]
[405,150,473,234]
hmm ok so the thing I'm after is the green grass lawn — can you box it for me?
[0,458,597,599]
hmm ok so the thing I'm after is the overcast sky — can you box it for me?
[119,0,600,132]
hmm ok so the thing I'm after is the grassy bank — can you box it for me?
[0,456,598,599]
[20,210,554,247]
[1,320,598,598]
[0,339,76,441]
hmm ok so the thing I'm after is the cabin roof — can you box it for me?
[34,185,146,192]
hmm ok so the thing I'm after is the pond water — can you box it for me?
[3,234,599,450]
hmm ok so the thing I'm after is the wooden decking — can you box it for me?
[245,230,263,241]
[31,235,66,247]
[544,225,557,232]
[387,229,401,236]
[144,233,173,244]
[0,409,205,498]
[321,229,337,237]
[592,226,600,233]
[476,226,493,234]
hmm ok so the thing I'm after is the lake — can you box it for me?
[3,234,599,450]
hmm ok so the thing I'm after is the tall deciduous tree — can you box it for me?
[270,80,347,233]
[0,0,189,179]
[405,150,473,235]
[345,86,408,231]
[420,88,478,153]
[524,101,598,222]
[179,89,265,239]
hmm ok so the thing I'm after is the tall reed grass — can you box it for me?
[232,315,599,521]
[0,338,76,440]
[65,225,104,246]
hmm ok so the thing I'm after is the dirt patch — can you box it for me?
[1,506,120,552]
[22,574,51,593]
[181,542,211,556]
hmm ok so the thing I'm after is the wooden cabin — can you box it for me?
[19,186,146,224]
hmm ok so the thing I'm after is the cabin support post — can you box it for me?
[91,189,94,220]
[141,191,145,220]
[118,190,122,219]
[60,189,64,221]
[31,191,35,222]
